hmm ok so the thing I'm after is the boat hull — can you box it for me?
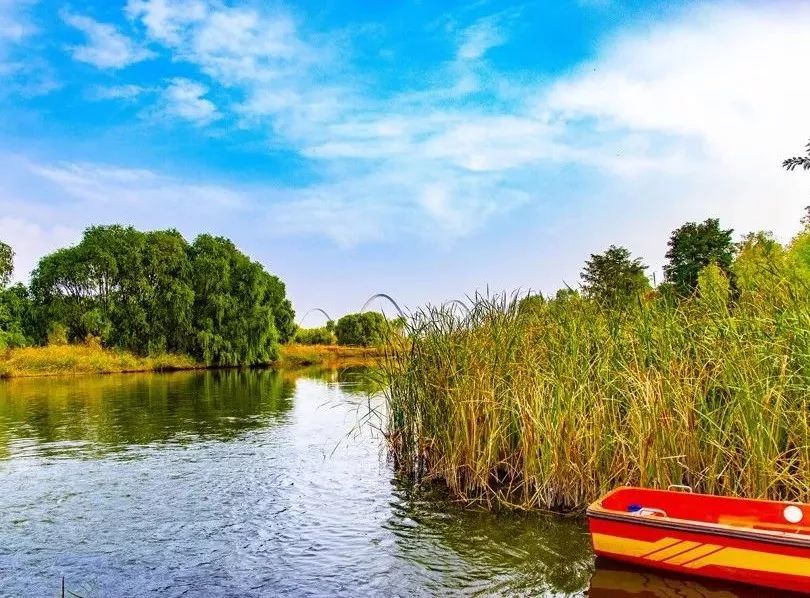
[588,514,810,594]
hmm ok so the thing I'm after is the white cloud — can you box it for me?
[536,3,810,248]
[117,1,810,249]
[0,0,34,44]
[27,160,241,210]
[7,0,808,261]
[62,11,154,69]
[422,116,561,172]
[543,6,810,160]
[125,0,208,45]
[90,84,148,100]
[0,0,36,77]
[456,15,507,60]
[162,77,219,124]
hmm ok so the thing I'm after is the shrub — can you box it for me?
[294,326,335,345]
[335,312,387,346]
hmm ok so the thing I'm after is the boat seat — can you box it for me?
[718,514,810,535]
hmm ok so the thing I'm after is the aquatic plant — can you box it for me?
[381,233,810,511]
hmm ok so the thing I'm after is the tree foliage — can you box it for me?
[580,245,650,308]
[335,312,387,346]
[664,219,735,296]
[0,239,12,288]
[294,326,336,345]
[0,241,32,348]
[782,138,810,172]
[28,226,294,365]
[0,283,31,348]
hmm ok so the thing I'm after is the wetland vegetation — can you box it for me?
[381,216,810,511]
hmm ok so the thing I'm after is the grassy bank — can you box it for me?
[0,343,382,379]
[381,248,810,511]
[0,344,200,378]
[278,343,382,368]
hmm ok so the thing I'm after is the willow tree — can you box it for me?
[29,226,294,364]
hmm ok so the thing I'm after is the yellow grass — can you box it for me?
[278,343,382,368]
[0,344,200,378]
[0,343,381,379]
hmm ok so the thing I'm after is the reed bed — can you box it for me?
[381,249,810,512]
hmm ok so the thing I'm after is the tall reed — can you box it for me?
[381,240,810,511]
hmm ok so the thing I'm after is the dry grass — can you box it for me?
[0,343,200,378]
[278,343,382,368]
[0,342,383,379]
[381,255,810,512]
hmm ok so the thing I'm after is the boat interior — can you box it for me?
[596,487,810,536]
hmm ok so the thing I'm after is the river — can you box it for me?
[0,367,773,597]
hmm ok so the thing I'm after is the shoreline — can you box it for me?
[0,343,382,380]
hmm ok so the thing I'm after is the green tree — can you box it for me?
[0,240,12,288]
[30,245,94,343]
[264,275,295,344]
[142,229,194,354]
[335,312,387,346]
[189,234,281,365]
[664,219,735,296]
[0,240,31,347]
[580,245,650,308]
[295,326,335,345]
[783,138,810,171]
[0,283,32,348]
[29,226,294,365]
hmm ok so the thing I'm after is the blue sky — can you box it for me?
[2,0,810,322]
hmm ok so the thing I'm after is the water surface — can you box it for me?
[0,368,778,596]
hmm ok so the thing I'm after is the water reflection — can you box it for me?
[589,559,800,598]
[0,367,777,597]
[0,370,296,457]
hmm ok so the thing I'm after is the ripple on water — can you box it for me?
[0,369,769,598]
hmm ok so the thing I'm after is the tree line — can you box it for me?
[295,312,398,347]
[579,218,737,308]
[0,226,294,365]
[572,135,810,307]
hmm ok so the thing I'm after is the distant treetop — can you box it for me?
[0,240,12,288]
[664,219,735,296]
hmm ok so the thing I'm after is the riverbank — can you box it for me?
[0,343,381,379]
[276,344,382,368]
[0,344,201,378]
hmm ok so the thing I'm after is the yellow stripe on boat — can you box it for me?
[663,542,722,565]
[684,546,810,577]
[592,533,680,558]
[645,540,700,562]
[592,533,810,578]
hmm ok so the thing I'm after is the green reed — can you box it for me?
[381,250,810,511]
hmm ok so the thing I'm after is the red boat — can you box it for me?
[587,487,810,594]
